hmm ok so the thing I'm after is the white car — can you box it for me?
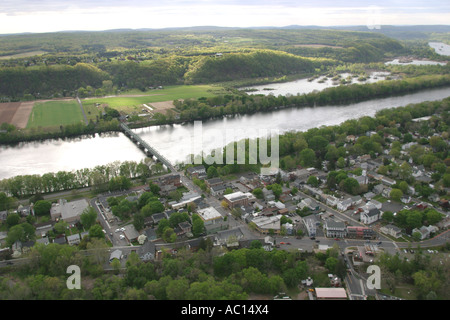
[120,227,126,232]
[119,235,125,240]
[115,229,120,233]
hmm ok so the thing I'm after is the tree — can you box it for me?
[425,209,443,225]
[299,148,316,167]
[307,175,319,187]
[162,227,177,243]
[34,200,52,216]
[6,213,20,228]
[252,188,263,199]
[206,166,219,179]
[406,210,423,230]
[89,224,105,239]
[340,177,360,195]
[389,188,403,202]
[80,207,97,230]
[192,214,205,237]
[382,211,394,223]
[412,270,441,297]
[54,220,68,235]
[133,212,145,231]
[336,157,346,169]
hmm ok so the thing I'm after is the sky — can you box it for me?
[1,0,449,34]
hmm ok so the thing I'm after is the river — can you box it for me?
[1,86,449,180]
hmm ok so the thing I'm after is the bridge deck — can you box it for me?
[120,123,176,172]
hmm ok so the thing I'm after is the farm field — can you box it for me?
[0,101,34,129]
[26,100,84,128]
[81,84,225,114]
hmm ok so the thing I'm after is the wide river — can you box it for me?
[1,86,450,180]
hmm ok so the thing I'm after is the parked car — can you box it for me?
[119,235,125,240]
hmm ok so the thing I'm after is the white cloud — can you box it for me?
[0,1,449,34]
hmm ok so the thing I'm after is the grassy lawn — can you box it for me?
[81,84,226,113]
[27,100,84,128]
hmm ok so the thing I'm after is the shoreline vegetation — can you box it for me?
[1,95,448,198]
[1,74,450,145]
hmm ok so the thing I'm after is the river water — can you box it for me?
[1,86,450,180]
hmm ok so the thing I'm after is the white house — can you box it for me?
[337,198,352,211]
[380,224,402,238]
[360,208,380,225]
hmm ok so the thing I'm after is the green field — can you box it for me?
[27,100,84,128]
[82,85,226,112]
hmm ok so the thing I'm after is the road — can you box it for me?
[76,95,88,125]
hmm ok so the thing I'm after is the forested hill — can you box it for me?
[183,50,333,84]
[0,27,423,99]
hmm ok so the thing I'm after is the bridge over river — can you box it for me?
[120,123,176,172]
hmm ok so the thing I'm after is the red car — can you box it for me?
[279,242,286,245]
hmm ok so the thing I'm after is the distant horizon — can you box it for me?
[2,24,450,36]
[1,0,449,35]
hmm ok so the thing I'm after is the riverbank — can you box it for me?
[1,74,450,146]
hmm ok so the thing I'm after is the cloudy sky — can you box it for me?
[1,0,449,34]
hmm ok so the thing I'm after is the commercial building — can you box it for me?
[50,199,89,224]
[223,191,249,209]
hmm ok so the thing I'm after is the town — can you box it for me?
[0,103,449,300]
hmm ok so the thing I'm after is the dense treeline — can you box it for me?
[172,74,450,123]
[0,63,108,99]
[0,119,120,145]
[183,50,332,83]
[0,239,347,300]
[97,57,190,90]
[285,38,404,63]
[0,159,156,197]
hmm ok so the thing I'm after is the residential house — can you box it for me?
[214,228,244,247]
[210,184,227,197]
[0,231,7,246]
[67,233,81,246]
[360,208,380,225]
[35,236,50,246]
[382,187,393,198]
[143,228,158,241]
[138,240,156,261]
[372,184,385,195]
[298,198,320,212]
[205,177,223,189]
[123,224,140,243]
[178,221,192,235]
[157,173,182,188]
[262,188,275,201]
[53,235,67,245]
[326,195,339,207]
[186,165,206,179]
[337,198,352,212]
[324,219,346,238]
[380,224,402,238]
[303,215,320,237]
[0,211,7,222]
[17,204,34,217]
[412,225,438,240]
[109,249,122,262]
